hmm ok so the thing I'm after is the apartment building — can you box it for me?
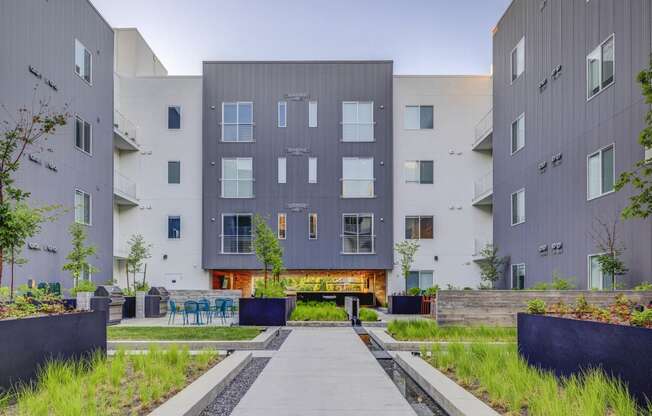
[202,61,394,300]
[492,0,652,289]
[113,29,208,290]
[0,0,114,287]
[389,76,493,294]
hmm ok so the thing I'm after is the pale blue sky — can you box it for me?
[91,0,511,76]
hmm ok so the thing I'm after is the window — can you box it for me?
[511,264,526,289]
[404,105,434,130]
[74,39,92,84]
[222,102,253,142]
[222,214,253,254]
[587,145,614,200]
[511,114,525,154]
[511,189,525,225]
[168,106,181,129]
[587,35,615,99]
[309,213,318,240]
[511,37,525,82]
[74,189,91,225]
[407,271,434,291]
[342,214,374,254]
[278,101,287,128]
[168,161,180,184]
[405,161,433,184]
[309,101,318,127]
[342,157,374,198]
[278,213,287,240]
[342,102,374,142]
[221,158,253,198]
[278,157,287,184]
[589,254,613,290]
[75,116,92,154]
[308,157,317,184]
[405,216,434,240]
[168,216,181,239]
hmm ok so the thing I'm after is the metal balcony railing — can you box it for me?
[114,170,137,201]
[473,170,493,200]
[473,108,493,146]
[114,109,138,145]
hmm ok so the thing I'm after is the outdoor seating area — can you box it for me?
[168,298,238,325]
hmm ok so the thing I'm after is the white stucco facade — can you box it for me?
[389,75,493,294]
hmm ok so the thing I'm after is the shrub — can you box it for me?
[531,282,551,290]
[70,279,96,296]
[254,279,286,298]
[424,286,439,296]
[631,308,652,327]
[359,308,378,321]
[546,300,571,315]
[526,299,546,314]
[551,274,576,290]
[633,282,652,291]
[573,295,594,318]
[289,301,347,321]
[407,287,421,296]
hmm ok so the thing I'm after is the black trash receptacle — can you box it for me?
[144,295,160,318]
[90,297,111,325]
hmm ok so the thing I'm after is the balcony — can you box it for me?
[113,243,129,259]
[472,109,493,151]
[113,170,138,206]
[113,109,139,151]
[472,170,493,206]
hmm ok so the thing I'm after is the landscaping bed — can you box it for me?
[289,301,378,321]
[107,326,261,341]
[1,347,220,416]
[387,320,516,342]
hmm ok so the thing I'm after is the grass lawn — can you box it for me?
[3,347,219,416]
[387,319,516,342]
[289,301,379,321]
[107,326,261,341]
[423,342,645,415]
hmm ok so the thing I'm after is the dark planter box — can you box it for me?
[388,295,423,314]
[239,297,296,326]
[122,296,135,318]
[144,295,161,317]
[296,291,375,306]
[0,311,106,394]
[518,313,652,406]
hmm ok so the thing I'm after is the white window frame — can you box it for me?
[277,157,287,184]
[308,213,318,240]
[586,144,615,201]
[586,34,615,100]
[511,263,526,289]
[404,160,433,184]
[404,105,434,130]
[510,37,525,83]
[221,102,254,142]
[510,188,525,226]
[404,216,434,240]
[167,215,181,239]
[278,101,287,128]
[510,113,525,155]
[342,157,375,198]
[308,157,318,184]
[221,213,254,255]
[278,213,287,240]
[74,188,92,226]
[74,115,92,155]
[308,101,318,127]
[409,270,434,290]
[341,213,375,255]
[221,157,254,198]
[74,39,92,85]
[587,253,611,290]
[342,101,375,142]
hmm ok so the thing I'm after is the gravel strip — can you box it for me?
[265,329,291,350]
[200,357,270,416]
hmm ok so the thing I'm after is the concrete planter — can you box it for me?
[76,291,93,311]
[518,313,652,406]
[388,295,423,314]
[0,311,106,394]
[239,297,296,326]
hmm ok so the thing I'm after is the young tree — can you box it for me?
[62,223,99,289]
[125,234,151,292]
[394,240,420,290]
[478,243,505,288]
[252,214,283,288]
[0,95,68,285]
[616,56,652,218]
[589,217,628,290]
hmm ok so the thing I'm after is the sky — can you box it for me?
[91,0,512,76]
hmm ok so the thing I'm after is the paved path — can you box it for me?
[231,327,416,416]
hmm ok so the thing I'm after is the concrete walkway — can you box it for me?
[231,327,416,416]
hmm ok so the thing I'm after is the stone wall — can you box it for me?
[168,290,242,305]
[433,290,652,326]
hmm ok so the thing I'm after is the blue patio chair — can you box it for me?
[224,298,235,317]
[168,299,180,324]
[198,299,212,324]
[183,301,202,325]
[214,298,227,324]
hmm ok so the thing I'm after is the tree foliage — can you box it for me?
[394,240,420,280]
[62,223,99,288]
[126,234,152,293]
[588,217,628,290]
[252,214,284,288]
[478,243,505,287]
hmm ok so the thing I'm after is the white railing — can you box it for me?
[473,170,493,200]
[114,170,137,201]
[473,108,493,146]
[114,109,138,145]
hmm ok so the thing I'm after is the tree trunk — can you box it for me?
[0,250,3,287]
[264,265,268,289]
[143,263,147,287]
[9,248,14,300]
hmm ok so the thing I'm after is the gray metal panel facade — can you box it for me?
[493,0,652,288]
[0,0,114,287]
[202,61,394,270]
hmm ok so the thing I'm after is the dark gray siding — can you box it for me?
[0,0,114,287]
[493,0,652,288]
[202,62,393,270]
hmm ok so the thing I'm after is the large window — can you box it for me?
[222,214,253,254]
[74,39,92,84]
[587,145,614,200]
[407,271,434,291]
[342,157,374,198]
[278,213,286,240]
[589,254,612,290]
[511,189,525,226]
[168,106,181,129]
[405,160,433,184]
[74,189,91,225]
[511,113,525,154]
[278,101,287,128]
[309,213,318,240]
[511,37,525,82]
[405,216,433,240]
[342,102,374,142]
[405,105,433,130]
[221,158,253,198]
[75,116,92,154]
[587,35,615,99]
[309,101,318,127]
[511,263,526,290]
[168,161,180,184]
[278,157,287,184]
[222,102,253,142]
[342,214,374,254]
[168,216,181,239]
[308,157,318,184]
